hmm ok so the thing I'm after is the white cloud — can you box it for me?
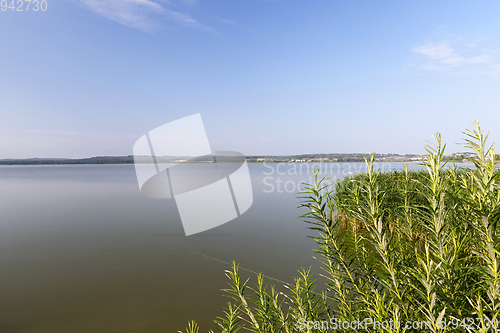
[412,41,464,66]
[80,0,163,30]
[165,10,214,31]
[78,0,210,32]
[410,37,499,75]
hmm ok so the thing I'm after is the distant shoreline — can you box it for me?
[0,154,469,165]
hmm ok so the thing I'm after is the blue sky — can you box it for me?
[1,0,500,158]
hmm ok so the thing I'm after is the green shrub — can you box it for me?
[181,121,500,333]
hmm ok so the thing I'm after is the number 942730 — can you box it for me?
[1,0,47,11]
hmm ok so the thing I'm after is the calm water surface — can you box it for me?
[0,162,468,332]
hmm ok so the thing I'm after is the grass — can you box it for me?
[180,121,500,333]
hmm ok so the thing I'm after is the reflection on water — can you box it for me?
[0,162,468,332]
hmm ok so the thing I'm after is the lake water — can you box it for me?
[0,162,468,332]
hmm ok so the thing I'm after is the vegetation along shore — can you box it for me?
[179,121,500,333]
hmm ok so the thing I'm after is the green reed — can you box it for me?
[181,121,500,333]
